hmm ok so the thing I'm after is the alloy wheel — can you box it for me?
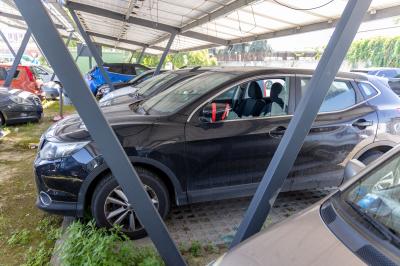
[103,185,159,232]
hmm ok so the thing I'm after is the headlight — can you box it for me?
[9,95,33,105]
[39,141,89,160]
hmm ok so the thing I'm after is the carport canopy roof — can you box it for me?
[1,0,400,54]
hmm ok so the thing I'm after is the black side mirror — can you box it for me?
[200,103,229,123]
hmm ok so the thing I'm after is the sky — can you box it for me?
[267,16,400,51]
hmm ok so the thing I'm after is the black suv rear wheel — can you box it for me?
[91,167,170,239]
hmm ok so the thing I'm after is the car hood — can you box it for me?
[44,103,158,142]
[219,204,363,266]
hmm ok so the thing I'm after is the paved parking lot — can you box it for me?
[137,189,332,246]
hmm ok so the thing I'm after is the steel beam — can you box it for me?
[4,29,31,87]
[154,32,176,76]
[66,1,228,45]
[0,29,16,57]
[180,0,259,32]
[14,1,186,265]
[51,31,74,81]
[68,8,115,92]
[137,47,146,64]
[230,0,372,248]
[74,44,84,62]
[86,31,176,53]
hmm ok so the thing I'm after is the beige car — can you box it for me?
[211,146,400,266]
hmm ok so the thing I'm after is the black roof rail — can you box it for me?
[189,66,201,72]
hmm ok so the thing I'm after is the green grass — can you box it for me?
[0,101,75,266]
[58,221,164,266]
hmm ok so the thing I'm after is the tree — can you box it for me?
[347,36,400,67]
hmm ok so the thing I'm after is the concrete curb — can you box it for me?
[50,217,76,266]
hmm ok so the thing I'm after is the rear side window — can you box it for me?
[301,79,356,113]
[358,82,378,99]
[107,64,123,73]
[377,69,398,78]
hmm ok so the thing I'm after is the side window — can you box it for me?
[301,79,356,113]
[358,82,378,99]
[107,64,123,74]
[135,66,148,75]
[377,70,397,78]
[203,76,290,122]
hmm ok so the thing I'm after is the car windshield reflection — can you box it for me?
[346,154,400,238]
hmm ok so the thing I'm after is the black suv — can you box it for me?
[35,68,400,238]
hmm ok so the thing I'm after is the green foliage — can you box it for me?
[347,36,400,67]
[189,240,203,257]
[141,49,217,69]
[23,242,53,266]
[7,229,31,246]
[58,221,164,266]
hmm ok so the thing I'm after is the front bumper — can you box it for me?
[36,196,77,216]
[34,142,103,217]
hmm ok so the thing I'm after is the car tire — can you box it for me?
[359,150,385,165]
[0,112,4,125]
[91,167,170,239]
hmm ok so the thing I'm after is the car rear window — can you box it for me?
[301,78,357,113]
[358,82,379,99]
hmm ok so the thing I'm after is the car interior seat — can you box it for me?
[238,81,266,117]
[261,82,285,116]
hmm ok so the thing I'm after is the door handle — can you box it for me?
[352,119,373,129]
[269,126,287,137]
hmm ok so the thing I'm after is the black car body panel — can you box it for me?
[33,67,400,217]
[0,88,43,124]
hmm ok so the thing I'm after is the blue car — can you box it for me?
[85,63,150,94]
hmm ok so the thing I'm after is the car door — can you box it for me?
[289,76,379,190]
[184,75,295,202]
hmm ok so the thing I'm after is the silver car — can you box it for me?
[212,146,400,265]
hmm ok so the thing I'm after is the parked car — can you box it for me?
[96,69,168,99]
[352,68,400,95]
[30,65,56,83]
[85,63,150,95]
[41,81,61,100]
[0,87,43,125]
[99,67,207,107]
[210,146,400,266]
[34,67,400,239]
[0,65,43,96]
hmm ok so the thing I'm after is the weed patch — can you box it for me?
[58,220,164,266]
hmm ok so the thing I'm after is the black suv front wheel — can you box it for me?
[91,167,170,239]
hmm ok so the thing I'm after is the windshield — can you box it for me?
[345,154,400,239]
[137,72,179,97]
[141,72,236,115]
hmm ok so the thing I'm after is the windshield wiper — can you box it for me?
[346,200,400,247]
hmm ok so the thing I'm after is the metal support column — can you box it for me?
[137,47,146,64]
[14,1,186,265]
[4,30,31,87]
[0,30,16,57]
[230,0,372,248]
[74,45,84,62]
[128,51,135,63]
[51,31,74,81]
[68,8,115,92]
[154,32,176,76]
